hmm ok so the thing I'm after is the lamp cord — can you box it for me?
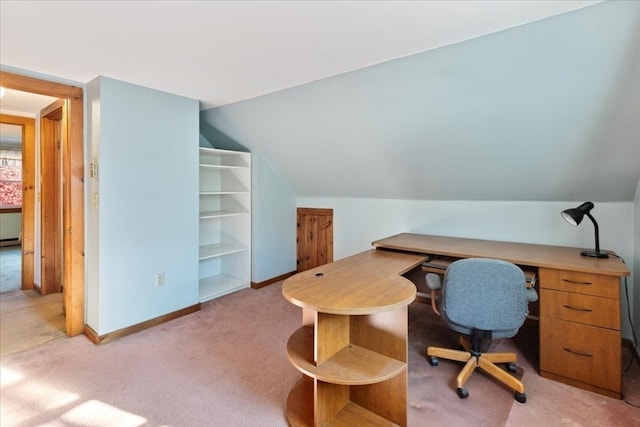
[609,253,640,408]
[611,254,639,359]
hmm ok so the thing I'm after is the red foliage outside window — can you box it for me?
[0,151,22,208]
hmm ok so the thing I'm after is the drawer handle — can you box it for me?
[563,347,593,358]
[562,304,593,312]
[562,278,592,285]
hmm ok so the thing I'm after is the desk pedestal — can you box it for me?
[538,268,622,398]
[286,309,408,426]
[282,249,425,426]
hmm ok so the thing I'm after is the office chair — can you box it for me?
[425,258,536,403]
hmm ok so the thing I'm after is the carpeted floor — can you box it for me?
[407,300,526,425]
[1,281,638,426]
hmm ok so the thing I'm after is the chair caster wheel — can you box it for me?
[507,362,517,373]
[456,387,469,399]
[427,356,439,366]
[514,391,527,403]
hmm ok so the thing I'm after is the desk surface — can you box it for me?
[282,249,426,315]
[372,233,629,277]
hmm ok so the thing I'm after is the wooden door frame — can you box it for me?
[40,100,65,295]
[1,71,85,336]
[0,114,35,290]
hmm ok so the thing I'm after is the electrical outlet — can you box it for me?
[155,272,165,287]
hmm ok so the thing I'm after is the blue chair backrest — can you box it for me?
[441,258,528,335]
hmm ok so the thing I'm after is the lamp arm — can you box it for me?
[585,212,600,253]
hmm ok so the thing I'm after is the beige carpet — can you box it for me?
[1,281,639,426]
[407,300,527,425]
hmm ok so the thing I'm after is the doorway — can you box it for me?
[0,121,27,294]
[0,112,67,356]
[0,71,85,337]
[0,116,35,290]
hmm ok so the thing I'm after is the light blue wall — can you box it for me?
[86,77,199,335]
[251,152,297,282]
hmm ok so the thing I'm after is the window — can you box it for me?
[0,149,22,210]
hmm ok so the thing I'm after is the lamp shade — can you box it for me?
[561,201,608,258]
[561,201,594,226]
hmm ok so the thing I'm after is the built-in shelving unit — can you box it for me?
[198,147,251,302]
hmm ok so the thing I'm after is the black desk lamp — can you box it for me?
[561,201,609,258]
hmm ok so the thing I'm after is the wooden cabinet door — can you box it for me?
[297,208,333,272]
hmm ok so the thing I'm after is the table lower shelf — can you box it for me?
[286,377,400,427]
[287,326,405,385]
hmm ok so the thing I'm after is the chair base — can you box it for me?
[427,336,526,403]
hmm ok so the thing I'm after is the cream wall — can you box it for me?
[0,212,20,240]
[298,198,635,340]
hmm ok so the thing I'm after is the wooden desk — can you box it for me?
[373,233,630,399]
[283,249,427,427]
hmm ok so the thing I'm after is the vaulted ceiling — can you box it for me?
[202,1,640,202]
[1,1,638,202]
[1,1,601,109]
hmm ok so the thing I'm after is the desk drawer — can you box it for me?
[540,317,620,393]
[540,289,619,330]
[538,268,619,298]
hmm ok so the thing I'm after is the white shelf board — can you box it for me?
[199,241,249,260]
[199,210,249,219]
[199,147,250,168]
[199,147,249,156]
[199,163,247,170]
[199,274,248,302]
[199,191,249,195]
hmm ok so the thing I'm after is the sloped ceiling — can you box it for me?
[202,1,640,202]
[1,1,638,202]
[1,1,600,109]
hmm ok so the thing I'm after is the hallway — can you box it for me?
[0,245,21,293]
[0,245,66,356]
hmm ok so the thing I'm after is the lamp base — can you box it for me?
[580,249,609,258]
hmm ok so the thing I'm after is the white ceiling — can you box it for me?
[0,0,601,109]
[0,88,58,116]
[1,89,57,146]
